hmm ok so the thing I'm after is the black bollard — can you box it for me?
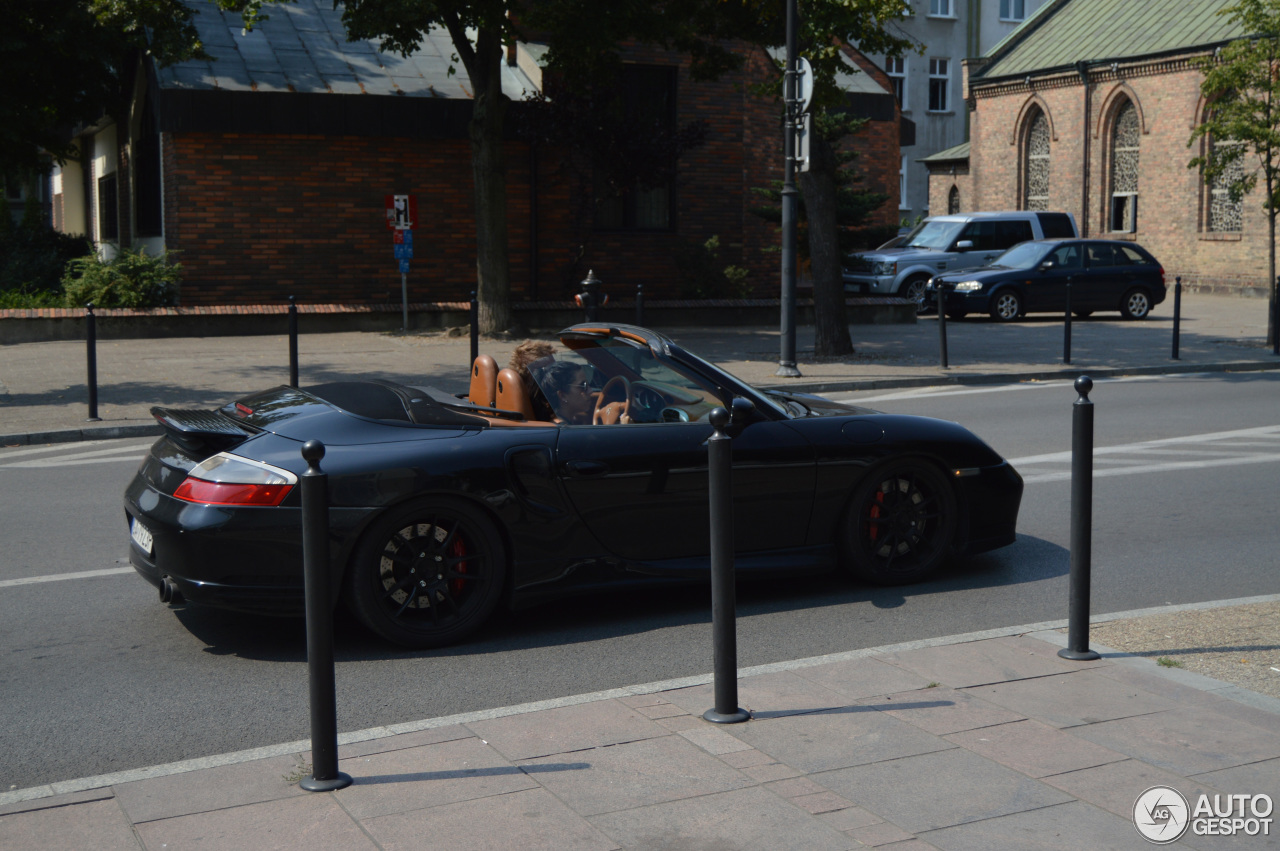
[1063,276,1073,365]
[936,282,949,370]
[288,296,299,388]
[469,290,479,366]
[298,440,353,791]
[1059,377,1101,661]
[1172,277,1182,360]
[85,303,101,421]
[703,406,749,724]
[636,283,645,327]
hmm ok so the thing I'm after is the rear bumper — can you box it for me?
[956,461,1023,557]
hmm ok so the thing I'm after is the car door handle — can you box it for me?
[564,460,609,477]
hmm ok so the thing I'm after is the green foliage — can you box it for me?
[0,220,94,296]
[675,235,752,299]
[1156,657,1184,669]
[61,247,182,308]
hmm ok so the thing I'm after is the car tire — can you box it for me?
[840,460,957,586]
[901,276,931,314]
[1120,288,1152,320]
[1073,310,1093,318]
[345,499,506,648]
[989,290,1022,322]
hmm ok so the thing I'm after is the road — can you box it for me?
[1,370,1277,793]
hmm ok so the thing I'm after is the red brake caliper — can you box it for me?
[869,490,884,542]
[449,531,468,596]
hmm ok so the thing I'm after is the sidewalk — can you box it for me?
[2,291,1277,444]
[3,600,1280,850]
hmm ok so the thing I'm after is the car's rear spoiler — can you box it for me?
[151,407,259,453]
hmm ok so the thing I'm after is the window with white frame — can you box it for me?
[1000,0,1025,21]
[899,156,909,209]
[885,57,907,110]
[928,59,949,111]
[930,0,953,16]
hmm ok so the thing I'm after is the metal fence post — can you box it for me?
[1059,376,1101,661]
[298,440,353,791]
[85,303,101,422]
[936,283,949,369]
[469,290,479,366]
[1171,277,1182,361]
[288,296,299,388]
[1063,276,1073,365]
[703,406,749,724]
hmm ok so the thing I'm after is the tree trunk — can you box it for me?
[798,132,854,357]
[466,30,512,334]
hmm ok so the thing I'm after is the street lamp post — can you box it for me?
[777,0,802,378]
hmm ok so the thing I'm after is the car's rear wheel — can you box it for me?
[901,276,931,313]
[989,290,1022,322]
[1120,288,1152,320]
[346,499,505,648]
[841,460,957,586]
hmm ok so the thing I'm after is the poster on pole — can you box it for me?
[385,195,418,230]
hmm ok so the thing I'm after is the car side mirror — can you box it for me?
[954,239,973,252]
[1040,260,1055,271]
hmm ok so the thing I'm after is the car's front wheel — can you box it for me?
[345,499,506,648]
[1120,288,1152,320]
[840,460,957,586]
[989,290,1023,322]
[901,276,931,313]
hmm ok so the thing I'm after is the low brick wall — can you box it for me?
[0,298,915,344]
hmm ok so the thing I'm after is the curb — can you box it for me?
[0,423,162,447]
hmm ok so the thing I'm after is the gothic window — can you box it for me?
[1208,137,1244,232]
[1024,109,1050,211]
[1109,101,1139,232]
[947,185,960,214]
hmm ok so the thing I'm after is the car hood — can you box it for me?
[851,247,947,263]
[934,265,1022,283]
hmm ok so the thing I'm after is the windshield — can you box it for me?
[904,219,966,251]
[991,241,1050,270]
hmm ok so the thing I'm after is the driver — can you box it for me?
[538,361,596,424]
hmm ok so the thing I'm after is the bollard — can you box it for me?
[298,440,353,791]
[575,270,606,322]
[635,283,645,327]
[703,405,749,724]
[1063,276,1073,365]
[85,303,101,422]
[288,296,299,388]
[1059,377,1101,662]
[936,282,949,370]
[1274,277,1279,357]
[469,290,479,366]
[1172,277,1182,360]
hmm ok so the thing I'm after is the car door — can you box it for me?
[554,417,815,563]
[1083,241,1131,310]
[1022,242,1078,313]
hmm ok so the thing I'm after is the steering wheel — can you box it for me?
[593,375,633,425]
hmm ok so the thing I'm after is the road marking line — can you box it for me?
[0,567,134,588]
[0,439,153,460]
[0,442,154,469]
[1008,424,1280,466]
[1021,452,1280,483]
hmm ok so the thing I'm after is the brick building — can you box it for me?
[925,0,1272,296]
[51,0,902,308]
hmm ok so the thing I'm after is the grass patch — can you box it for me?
[1156,657,1183,668]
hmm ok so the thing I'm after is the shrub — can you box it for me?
[675,235,753,299]
[62,247,182,308]
[0,221,93,296]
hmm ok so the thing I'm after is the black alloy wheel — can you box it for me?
[989,290,1022,322]
[346,500,505,648]
[1120,287,1152,320]
[841,460,957,585]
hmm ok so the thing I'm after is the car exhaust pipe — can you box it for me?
[159,576,185,605]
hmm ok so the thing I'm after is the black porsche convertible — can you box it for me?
[124,323,1022,647]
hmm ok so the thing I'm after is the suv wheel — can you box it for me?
[901,277,931,313]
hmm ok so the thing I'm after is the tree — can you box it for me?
[1189,0,1280,349]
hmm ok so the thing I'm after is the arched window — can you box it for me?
[948,184,960,214]
[1208,134,1244,232]
[1109,101,1139,232]
[1023,109,1050,211]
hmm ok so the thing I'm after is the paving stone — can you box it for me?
[792,656,936,701]
[677,724,755,755]
[0,798,140,851]
[0,789,113,818]
[1097,664,1280,736]
[1040,758,1222,821]
[878,637,1084,688]
[661,670,852,719]
[719,748,775,769]
[742,761,803,782]
[363,787,618,851]
[962,668,1175,728]
[1191,757,1280,793]
[860,685,1025,735]
[846,820,916,846]
[817,804,883,831]
[1070,706,1280,776]
[728,706,954,774]
[337,724,472,759]
[588,786,857,851]
[519,734,754,817]
[764,776,829,798]
[333,736,538,820]
[793,791,856,814]
[944,719,1129,778]
[113,754,306,823]
[918,800,1138,850]
[634,702,689,720]
[135,792,374,850]
[815,748,1074,833]
[467,699,668,760]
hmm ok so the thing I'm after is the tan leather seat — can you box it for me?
[495,367,536,421]
[469,355,497,408]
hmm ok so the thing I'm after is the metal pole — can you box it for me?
[469,290,479,366]
[288,296,299,388]
[937,285,949,369]
[1063,276,1073,365]
[1273,276,1279,357]
[636,283,645,327]
[703,407,749,724]
[85,303,101,422]
[1171,277,1182,360]
[400,272,409,333]
[298,440,353,791]
[1059,376,1101,661]
[776,0,801,378]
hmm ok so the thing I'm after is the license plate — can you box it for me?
[130,518,154,556]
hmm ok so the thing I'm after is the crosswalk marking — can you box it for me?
[0,441,154,469]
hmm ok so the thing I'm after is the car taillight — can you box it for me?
[1158,267,1165,286]
[173,452,297,506]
